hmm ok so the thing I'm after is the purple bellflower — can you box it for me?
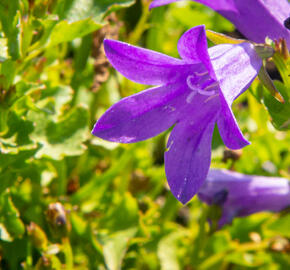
[198,169,290,226]
[92,26,262,204]
[150,0,290,47]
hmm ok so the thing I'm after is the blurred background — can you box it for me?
[0,0,289,269]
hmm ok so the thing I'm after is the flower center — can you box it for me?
[186,72,219,103]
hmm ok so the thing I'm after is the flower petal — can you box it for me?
[104,39,188,85]
[151,0,290,47]
[199,169,290,227]
[150,0,237,13]
[92,83,188,143]
[223,0,290,47]
[178,28,245,150]
[177,25,217,79]
[217,94,250,150]
[209,42,262,105]
[164,119,216,204]
[209,42,261,150]
[193,0,237,12]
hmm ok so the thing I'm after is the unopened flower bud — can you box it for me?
[46,203,70,237]
[223,149,242,162]
[198,169,290,227]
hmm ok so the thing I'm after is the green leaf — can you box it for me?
[71,149,132,203]
[39,85,73,115]
[0,143,38,171]
[1,192,25,238]
[205,231,231,254]
[56,0,136,23]
[0,0,21,59]
[266,214,290,238]
[100,192,139,232]
[226,252,271,267]
[41,0,136,48]
[48,18,102,47]
[97,193,139,270]
[263,81,290,130]
[0,38,8,62]
[101,228,137,270]
[0,59,16,89]
[273,51,290,87]
[258,66,284,103]
[27,105,89,159]
[8,81,45,106]
[158,231,186,270]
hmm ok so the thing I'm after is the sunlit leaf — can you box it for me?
[28,105,89,159]
[158,231,186,270]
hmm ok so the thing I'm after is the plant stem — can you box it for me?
[128,0,151,45]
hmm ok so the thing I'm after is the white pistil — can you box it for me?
[186,75,199,91]
[197,88,215,96]
[186,91,197,103]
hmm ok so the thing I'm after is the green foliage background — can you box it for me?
[0,0,289,269]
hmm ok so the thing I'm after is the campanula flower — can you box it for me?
[92,25,262,204]
[150,0,290,47]
[198,169,290,226]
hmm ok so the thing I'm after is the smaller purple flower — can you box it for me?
[92,26,262,204]
[150,0,290,47]
[198,169,290,226]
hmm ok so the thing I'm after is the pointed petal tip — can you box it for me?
[91,123,107,140]
[165,121,215,206]
[178,24,207,63]
[167,173,204,205]
[177,195,191,205]
[230,139,251,150]
[170,188,193,205]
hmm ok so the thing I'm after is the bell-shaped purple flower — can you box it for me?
[198,169,290,226]
[92,26,262,204]
[150,0,290,47]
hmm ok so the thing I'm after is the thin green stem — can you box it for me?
[62,237,74,269]
[127,0,151,45]
[192,205,209,263]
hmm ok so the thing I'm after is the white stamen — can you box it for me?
[204,81,219,91]
[195,71,208,76]
[204,93,219,103]
[186,74,216,103]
